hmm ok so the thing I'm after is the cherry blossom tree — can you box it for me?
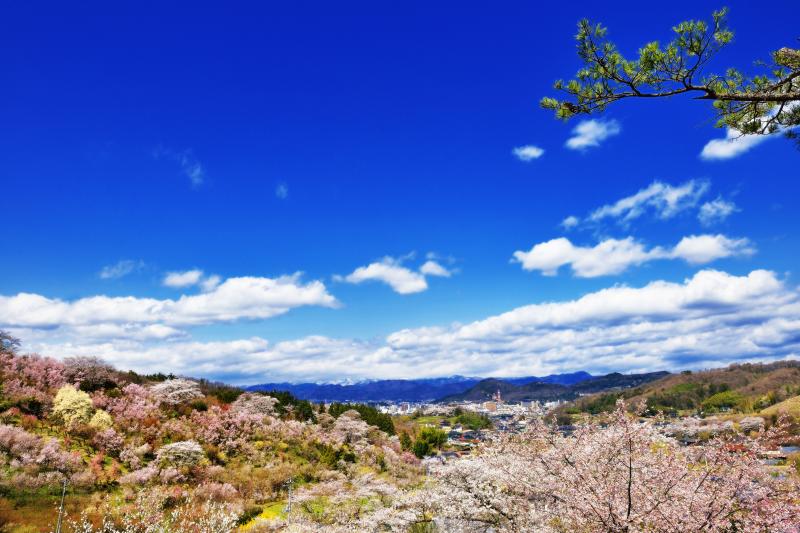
[375,401,800,533]
[150,378,204,406]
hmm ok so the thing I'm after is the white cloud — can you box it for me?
[337,258,428,295]
[560,216,579,230]
[698,197,738,226]
[700,128,769,160]
[700,102,797,160]
[163,269,204,288]
[275,182,288,199]
[99,260,144,280]
[587,179,709,226]
[18,269,800,383]
[0,274,338,337]
[512,145,544,161]
[512,234,754,277]
[154,146,205,187]
[163,270,222,292]
[337,256,456,294]
[565,119,621,150]
[420,260,452,278]
[671,234,754,264]
[200,275,221,292]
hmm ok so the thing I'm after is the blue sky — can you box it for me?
[1,1,799,384]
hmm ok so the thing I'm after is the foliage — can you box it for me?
[411,427,447,458]
[328,403,395,435]
[262,390,316,422]
[452,408,492,430]
[702,390,745,412]
[542,9,800,143]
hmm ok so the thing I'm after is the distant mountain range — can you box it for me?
[246,372,593,402]
[246,371,604,403]
[439,371,671,403]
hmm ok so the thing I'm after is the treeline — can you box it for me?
[326,403,395,435]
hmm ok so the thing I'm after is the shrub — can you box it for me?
[702,391,744,412]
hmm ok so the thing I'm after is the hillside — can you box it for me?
[761,395,800,418]
[439,371,668,403]
[567,361,800,415]
[0,342,423,531]
[247,371,595,403]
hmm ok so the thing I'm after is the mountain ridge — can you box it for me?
[246,371,594,402]
[438,371,671,403]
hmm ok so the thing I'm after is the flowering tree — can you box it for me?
[191,406,268,454]
[52,385,94,428]
[156,440,205,468]
[0,424,82,485]
[0,349,65,411]
[89,409,114,430]
[106,383,160,432]
[376,401,800,533]
[231,392,279,417]
[63,355,118,391]
[150,379,203,406]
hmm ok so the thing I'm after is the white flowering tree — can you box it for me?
[52,385,94,428]
[150,379,203,406]
[371,401,800,533]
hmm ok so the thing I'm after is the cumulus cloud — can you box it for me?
[18,269,800,383]
[512,145,544,161]
[336,256,454,294]
[0,274,338,338]
[512,234,754,277]
[565,119,621,150]
[336,258,428,295]
[698,197,738,226]
[99,260,145,280]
